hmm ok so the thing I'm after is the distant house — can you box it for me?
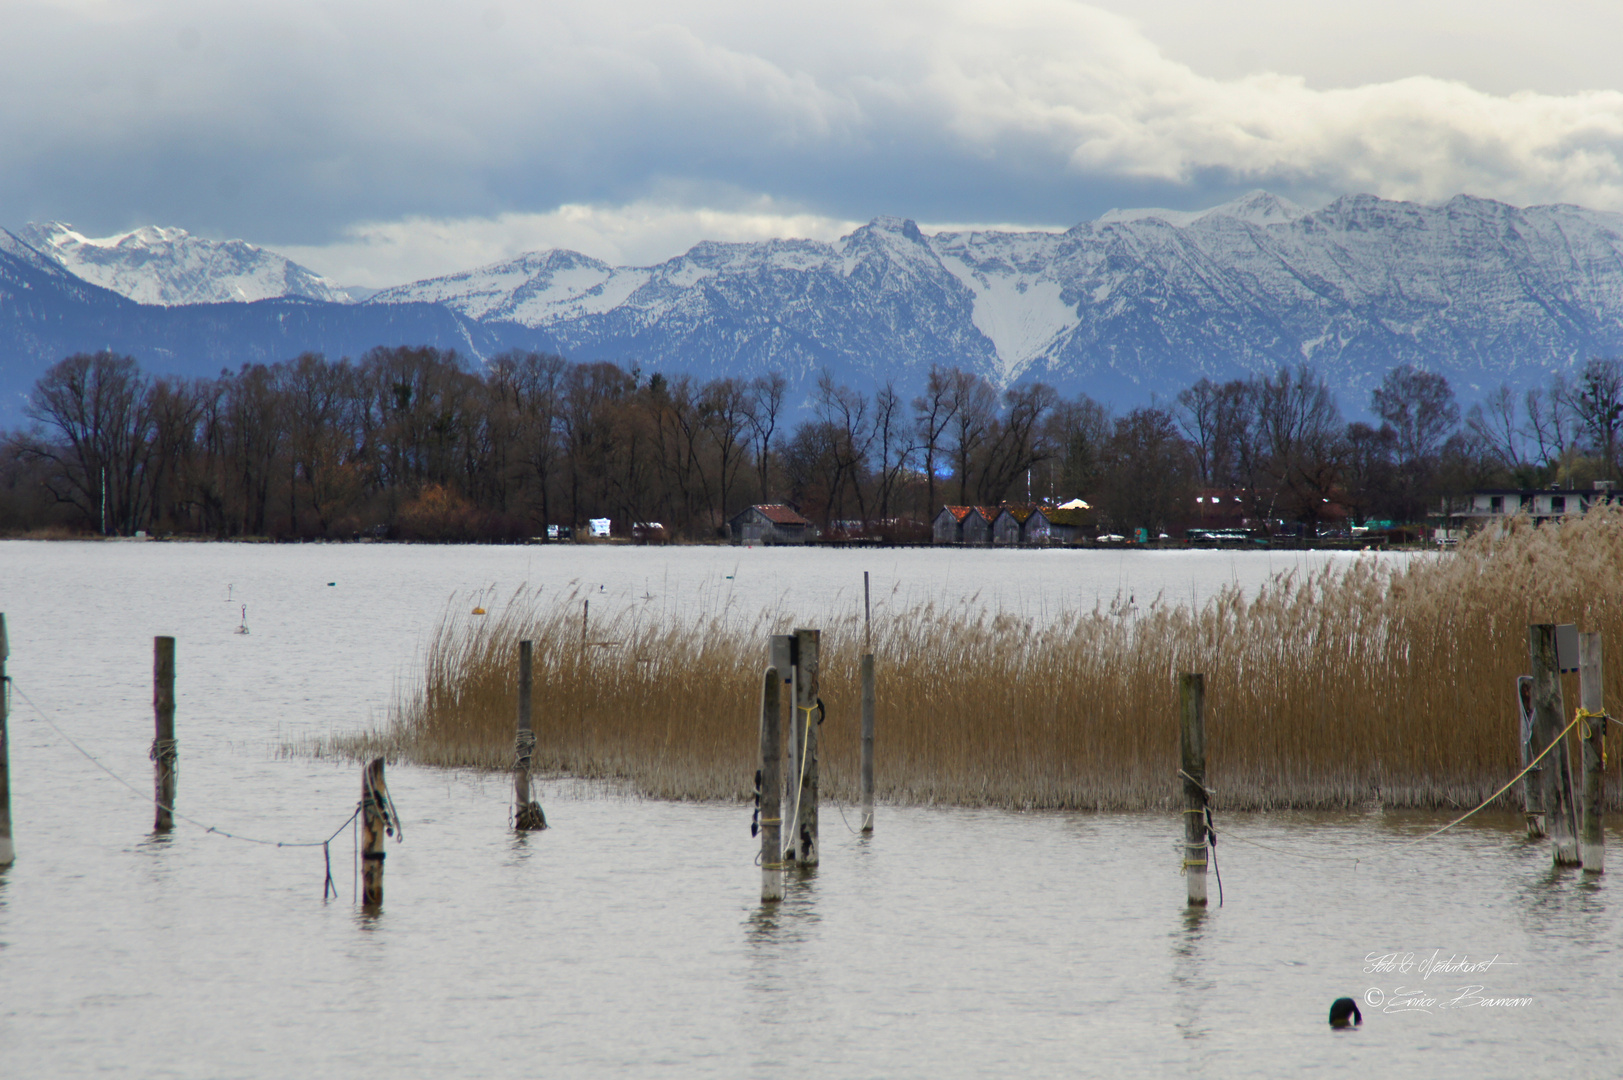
[729,504,811,545]
[931,505,997,545]
[1437,484,1617,531]
[992,505,1040,545]
[1043,506,1092,544]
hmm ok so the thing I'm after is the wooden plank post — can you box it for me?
[861,573,874,833]
[1528,624,1580,866]
[152,636,176,833]
[758,666,784,902]
[787,627,821,867]
[1180,673,1208,907]
[1578,631,1606,873]
[1518,676,1543,838]
[513,640,547,831]
[361,757,391,908]
[0,614,12,866]
[860,653,875,833]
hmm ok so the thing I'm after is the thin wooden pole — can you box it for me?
[514,640,547,831]
[759,666,783,902]
[860,652,875,833]
[1180,673,1208,907]
[152,636,176,833]
[1528,624,1580,866]
[787,627,820,867]
[863,571,871,653]
[1578,631,1605,873]
[361,757,390,909]
[0,614,12,866]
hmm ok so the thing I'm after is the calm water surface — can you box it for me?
[0,542,1614,1078]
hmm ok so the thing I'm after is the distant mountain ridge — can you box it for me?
[7,191,1623,425]
[16,222,352,306]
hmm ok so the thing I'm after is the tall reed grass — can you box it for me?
[337,509,1623,810]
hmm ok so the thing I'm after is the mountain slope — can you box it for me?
[370,191,1623,402]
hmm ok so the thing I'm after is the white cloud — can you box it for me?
[280,199,866,287]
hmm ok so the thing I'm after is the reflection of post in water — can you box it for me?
[1170,906,1214,1042]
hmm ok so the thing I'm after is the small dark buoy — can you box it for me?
[327,582,336,587]
[1329,997,1362,1028]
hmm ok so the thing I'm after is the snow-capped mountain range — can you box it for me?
[16,222,352,306]
[6,190,1623,424]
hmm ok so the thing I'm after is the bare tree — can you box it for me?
[744,372,787,502]
[911,364,960,512]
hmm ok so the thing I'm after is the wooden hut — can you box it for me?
[729,504,812,545]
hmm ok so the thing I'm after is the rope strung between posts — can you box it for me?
[1190,707,1594,866]
[12,679,367,897]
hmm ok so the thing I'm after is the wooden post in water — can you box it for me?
[1578,631,1606,873]
[860,653,875,833]
[758,666,784,901]
[361,757,390,908]
[513,640,547,831]
[1518,676,1543,838]
[787,627,821,867]
[0,614,12,866]
[1528,624,1580,866]
[152,636,176,832]
[1180,673,1208,907]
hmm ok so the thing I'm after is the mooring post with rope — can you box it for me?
[513,640,547,831]
[1529,624,1581,866]
[1180,673,1208,907]
[757,665,784,901]
[1578,631,1606,873]
[360,757,395,909]
[152,636,177,833]
[788,627,821,867]
[0,613,13,866]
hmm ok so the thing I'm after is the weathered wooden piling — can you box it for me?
[1518,675,1543,838]
[152,636,176,833]
[860,652,875,833]
[788,627,820,867]
[1578,631,1606,873]
[758,666,783,901]
[361,757,390,908]
[513,639,547,831]
[1180,673,1208,907]
[0,614,12,866]
[1528,624,1580,866]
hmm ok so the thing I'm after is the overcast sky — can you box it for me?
[8,0,1623,286]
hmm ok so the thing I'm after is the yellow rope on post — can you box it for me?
[1577,707,1611,767]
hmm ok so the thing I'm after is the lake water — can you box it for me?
[1,541,1616,1077]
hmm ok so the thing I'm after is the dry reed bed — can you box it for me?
[339,509,1623,810]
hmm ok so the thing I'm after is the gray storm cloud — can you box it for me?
[8,0,1623,274]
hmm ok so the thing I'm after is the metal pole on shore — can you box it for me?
[1578,631,1606,873]
[152,636,176,833]
[514,640,547,831]
[860,652,875,833]
[1180,673,1208,907]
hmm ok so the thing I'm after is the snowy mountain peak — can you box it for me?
[1096,189,1309,228]
[14,221,352,306]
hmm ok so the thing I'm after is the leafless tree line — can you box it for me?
[3,348,1620,539]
